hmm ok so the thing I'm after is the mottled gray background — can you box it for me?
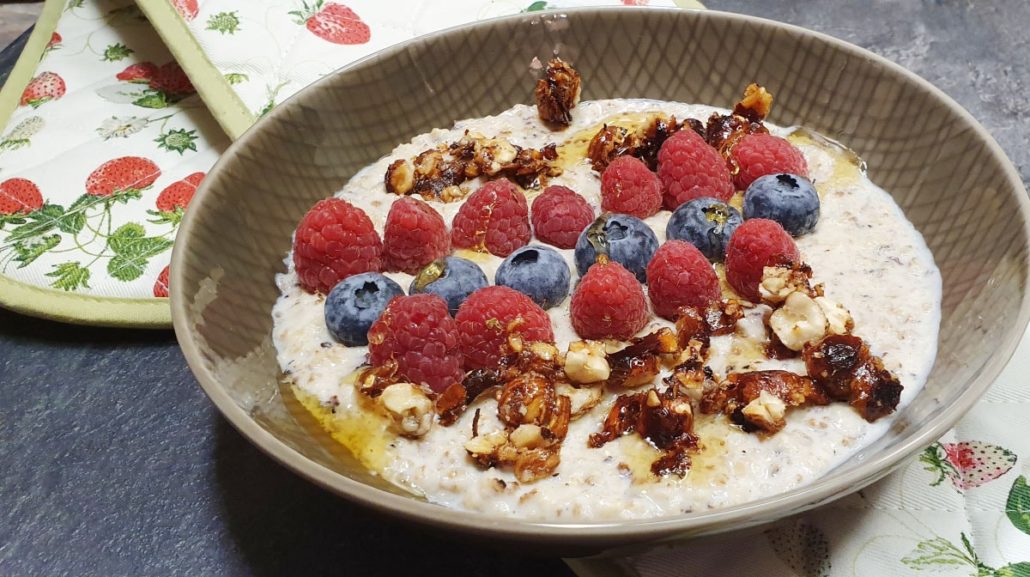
[0,1,1027,576]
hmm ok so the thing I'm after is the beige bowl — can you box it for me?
[171,7,1030,555]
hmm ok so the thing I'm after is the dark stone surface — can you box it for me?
[0,2,1026,576]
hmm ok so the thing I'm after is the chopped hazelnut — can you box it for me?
[380,383,434,438]
[815,296,854,335]
[741,390,787,432]
[564,340,610,384]
[509,424,545,449]
[769,292,828,351]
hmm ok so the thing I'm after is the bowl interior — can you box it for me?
[171,8,1030,552]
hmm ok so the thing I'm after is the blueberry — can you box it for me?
[575,213,658,283]
[743,173,820,236]
[666,197,743,262]
[324,273,404,346]
[409,256,488,316]
[495,245,571,309]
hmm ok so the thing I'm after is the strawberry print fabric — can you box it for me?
[0,0,228,299]
[168,0,679,117]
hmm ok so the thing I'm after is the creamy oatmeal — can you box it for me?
[272,93,940,521]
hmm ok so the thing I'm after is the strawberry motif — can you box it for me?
[920,441,1017,490]
[172,0,198,21]
[153,265,170,298]
[0,178,43,215]
[42,32,62,58]
[20,72,66,108]
[156,172,204,212]
[85,157,161,197]
[116,62,159,84]
[148,62,195,97]
[290,1,370,45]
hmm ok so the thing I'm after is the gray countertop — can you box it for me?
[1,1,1027,575]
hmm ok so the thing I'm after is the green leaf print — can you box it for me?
[59,195,91,235]
[5,204,67,244]
[901,532,1029,577]
[1007,475,1030,536]
[106,223,174,281]
[46,262,91,291]
[107,223,146,253]
[132,91,168,109]
[13,234,60,267]
[206,11,241,34]
[102,43,134,62]
[66,0,84,10]
[902,536,973,569]
[154,129,198,154]
[996,563,1030,577]
[524,1,549,11]
[920,443,958,487]
[256,82,288,118]
[147,207,185,227]
[224,73,249,85]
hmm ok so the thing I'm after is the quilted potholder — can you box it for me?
[137,0,694,139]
[0,0,228,327]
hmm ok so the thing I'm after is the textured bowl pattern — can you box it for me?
[171,8,1030,554]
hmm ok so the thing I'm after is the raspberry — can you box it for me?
[657,129,733,209]
[530,185,594,249]
[293,198,382,294]
[725,218,800,301]
[368,294,464,393]
[646,240,720,321]
[570,259,649,340]
[382,197,449,274]
[451,179,531,257]
[600,156,662,218]
[730,133,809,191]
[455,286,554,370]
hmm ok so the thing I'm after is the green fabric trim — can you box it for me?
[136,0,255,140]
[0,0,63,125]
[0,275,171,328]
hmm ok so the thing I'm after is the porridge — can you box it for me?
[271,63,940,521]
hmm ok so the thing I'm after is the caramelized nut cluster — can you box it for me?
[585,83,773,172]
[384,132,560,201]
[803,335,903,422]
[535,58,582,128]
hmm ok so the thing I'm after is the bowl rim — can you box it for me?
[171,6,1030,545]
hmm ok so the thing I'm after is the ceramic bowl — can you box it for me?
[171,7,1030,556]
